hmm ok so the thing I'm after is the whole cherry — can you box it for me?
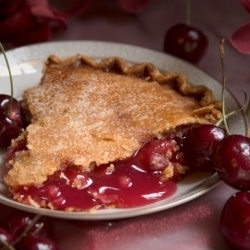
[184,124,226,171]
[17,235,58,250]
[220,191,250,250]
[214,134,250,190]
[0,227,13,248]
[0,43,25,147]
[164,23,208,63]
[0,94,25,147]
[163,1,208,63]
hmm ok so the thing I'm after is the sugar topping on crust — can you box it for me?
[5,55,221,189]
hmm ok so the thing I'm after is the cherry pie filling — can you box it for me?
[6,125,195,211]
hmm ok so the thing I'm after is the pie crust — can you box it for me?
[4,54,222,208]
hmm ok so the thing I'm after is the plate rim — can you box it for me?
[0,40,248,220]
[3,40,248,133]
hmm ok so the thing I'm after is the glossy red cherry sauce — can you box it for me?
[6,127,190,211]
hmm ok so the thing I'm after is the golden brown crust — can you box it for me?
[45,54,221,109]
[5,55,221,189]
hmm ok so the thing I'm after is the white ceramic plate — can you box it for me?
[0,41,248,220]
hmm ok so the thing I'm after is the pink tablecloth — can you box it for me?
[1,0,250,249]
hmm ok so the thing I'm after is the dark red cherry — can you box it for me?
[220,191,250,250]
[163,23,208,63]
[0,94,25,147]
[134,137,188,181]
[17,235,58,250]
[214,134,250,190]
[2,211,53,239]
[184,124,226,171]
[0,227,13,247]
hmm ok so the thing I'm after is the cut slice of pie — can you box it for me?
[4,54,222,211]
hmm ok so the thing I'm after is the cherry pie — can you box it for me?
[4,55,221,211]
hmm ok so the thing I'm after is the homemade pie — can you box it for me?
[4,54,222,211]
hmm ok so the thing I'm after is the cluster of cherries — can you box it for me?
[0,210,58,250]
[185,123,250,250]
[163,13,250,249]
[0,44,58,249]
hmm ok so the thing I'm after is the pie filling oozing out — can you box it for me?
[4,55,222,211]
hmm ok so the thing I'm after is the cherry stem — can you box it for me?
[186,0,191,26]
[247,99,250,121]
[31,222,44,236]
[216,110,238,126]
[216,93,247,126]
[0,43,14,114]
[219,38,230,135]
